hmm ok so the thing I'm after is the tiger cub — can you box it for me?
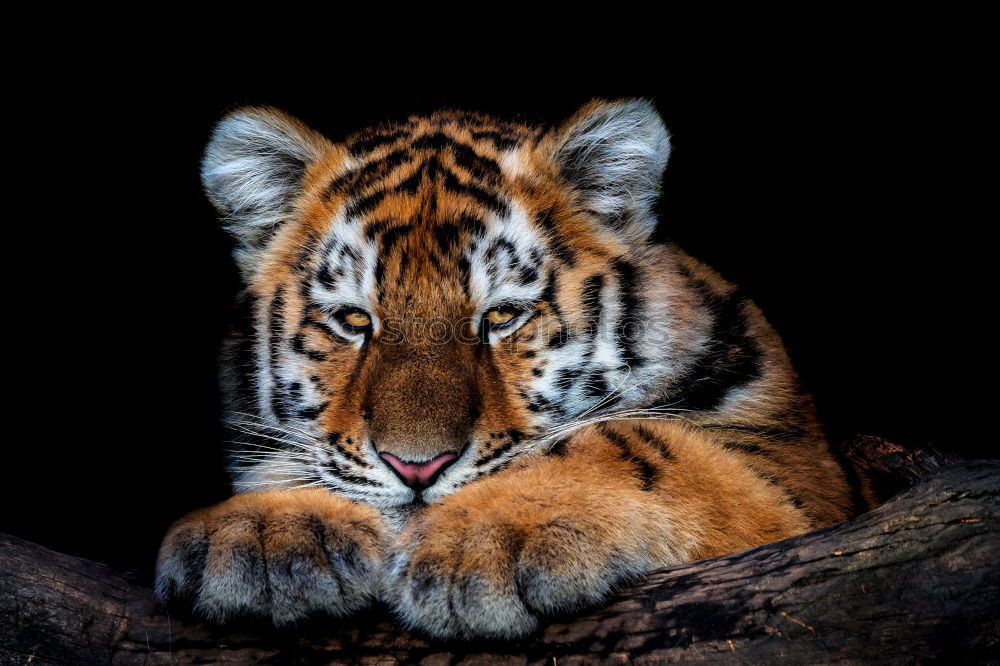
[155,100,865,638]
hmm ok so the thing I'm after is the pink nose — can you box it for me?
[379,452,458,490]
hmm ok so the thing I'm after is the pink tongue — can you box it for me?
[380,452,457,485]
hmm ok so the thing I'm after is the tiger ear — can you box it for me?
[202,107,332,248]
[548,99,670,245]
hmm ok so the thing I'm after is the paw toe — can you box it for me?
[264,512,377,624]
[389,525,539,639]
[195,509,271,621]
[155,521,209,602]
[514,518,633,616]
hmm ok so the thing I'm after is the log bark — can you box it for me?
[2,443,998,665]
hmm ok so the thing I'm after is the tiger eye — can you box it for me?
[344,311,371,328]
[486,310,515,325]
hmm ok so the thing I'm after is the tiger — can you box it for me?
[154,99,869,639]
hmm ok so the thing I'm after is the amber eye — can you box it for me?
[345,311,371,327]
[484,305,527,331]
[335,307,372,332]
[486,310,515,326]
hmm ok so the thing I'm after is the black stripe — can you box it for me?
[540,269,560,314]
[556,274,605,371]
[666,266,763,412]
[288,232,321,274]
[410,131,454,151]
[316,261,341,290]
[476,440,513,466]
[327,459,382,487]
[457,256,471,294]
[433,223,460,256]
[458,214,487,238]
[381,225,412,256]
[329,148,411,194]
[753,469,805,509]
[410,131,502,183]
[484,237,516,267]
[268,287,286,421]
[722,441,767,455]
[599,425,657,491]
[612,258,644,368]
[580,274,604,329]
[374,226,412,289]
[632,425,674,460]
[471,130,520,150]
[301,307,351,345]
[547,436,571,457]
[348,130,406,157]
[393,167,423,195]
[555,366,584,389]
[476,429,524,466]
[536,207,577,267]
[229,290,257,405]
[584,370,611,399]
[271,381,290,421]
[518,262,540,285]
[328,433,371,469]
[308,374,329,393]
[450,140,502,181]
[547,330,571,349]
[298,402,329,420]
[364,219,391,240]
[345,189,388,218]
[699,423,807,441]
[443,171,510,217]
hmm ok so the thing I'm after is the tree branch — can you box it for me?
[2,440,998,664]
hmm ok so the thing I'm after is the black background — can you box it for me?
[3,36,988,577]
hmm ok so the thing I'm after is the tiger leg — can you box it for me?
[385,421,809,639]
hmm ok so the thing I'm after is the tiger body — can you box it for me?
[156,101,859,638]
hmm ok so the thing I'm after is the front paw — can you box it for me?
[155,488,387,626]
[386,504,654,639]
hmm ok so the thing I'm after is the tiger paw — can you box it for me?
[384,483,666,639]
[154,488,387,626]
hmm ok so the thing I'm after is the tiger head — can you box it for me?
[205,100,690,515]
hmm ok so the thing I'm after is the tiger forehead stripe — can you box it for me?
[330,115,538,204]
[332,156,514,222]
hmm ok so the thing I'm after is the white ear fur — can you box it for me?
[552,99,670,244]
[201,107,331,248]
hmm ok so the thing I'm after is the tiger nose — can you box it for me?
[379,452,458,491]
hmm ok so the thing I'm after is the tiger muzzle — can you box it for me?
[364,342,478,491]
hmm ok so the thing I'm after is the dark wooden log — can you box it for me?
[844,434,963,503]
[2,444,998,664]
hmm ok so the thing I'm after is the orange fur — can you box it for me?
[158,100,867,637]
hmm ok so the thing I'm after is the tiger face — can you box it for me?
[206,100,684,515]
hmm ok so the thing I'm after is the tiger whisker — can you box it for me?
[228,412,325,441]
[225,418,322,443]
[537,396,684,440]
[228,457,313,466]
[530,406,695,449]
[224,443,315,457]
[226,423,327,454]
[570,364,637,421]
